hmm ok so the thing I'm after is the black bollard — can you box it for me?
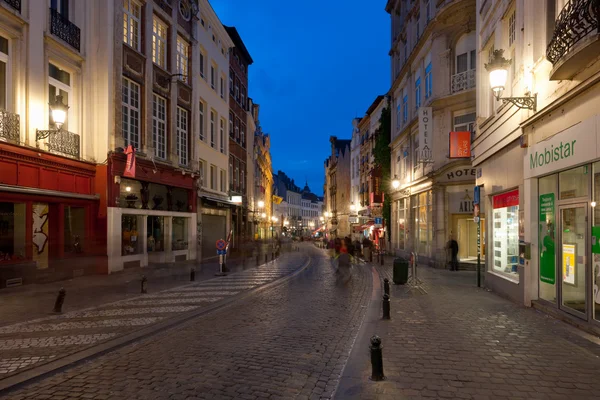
[190,268,195,281]
[53,288,66,313]
[383,278,390,296]
[382,294,391,320]
[370,335,385,381]
[141,275,148,294]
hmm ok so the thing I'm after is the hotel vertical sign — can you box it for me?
[418,107,433,163]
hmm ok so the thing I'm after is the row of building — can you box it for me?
[0,0,276,286]
[325,0,600,332]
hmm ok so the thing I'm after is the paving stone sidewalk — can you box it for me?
[336,262,600,400]
[0,249,307,383]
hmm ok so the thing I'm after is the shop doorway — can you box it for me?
[452,215,485,261]
[558,204,588,319]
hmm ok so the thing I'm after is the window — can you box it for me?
[402,93,408,123]
[229,70,234,93]
[241,86,246,108]
[403,42,408,63]
[210,111,215,148]
[0,202,27,263]
[492,189,520,280]
[235,158,239,192]
[219,118,225,154]
[454,112,476,142]
[229,112,234,137]
[395,98,401,128]
[210,165,216,190]
[122,214,142,255]
[51,0,69,18]
[220,169,226,192]
[172,217,188,250]
[176,36,189,83]
[402,145,409,177]
[235,78,239,100]
[412,191,432,255]
[413,136,419,174]
[241,124,246,148]
[199,100,205,141]
[152,17,167,68]
[229,157,233,190]
[123,0,141,51]
[508,10,516,47]
[210,65,215,89]
[241,163,246,193]
[234,117,239,142]
[396,198,406,250]
[176,107,188,166]
[199,159,205,187]
[220,76,224,98]
[425,63,432,99]
[49,63,71,130]
[415,76,421,108]
[122,77,140,148]
[0,36,7,110]
[426,0,431,23]
[152,94,166,159]
[199,50,205,78]
[416,14,420,38]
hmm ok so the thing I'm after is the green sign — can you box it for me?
[529,140,576,170]
[539,193,555,284]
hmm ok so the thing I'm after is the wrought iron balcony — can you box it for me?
[451,69,476,93]
[37,129,81,159]
[0,109,20,144]
[547,0,598,65]
[3,0,21,12]
[49,8,81,52]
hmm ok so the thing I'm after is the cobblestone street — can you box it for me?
[1,244,372,399]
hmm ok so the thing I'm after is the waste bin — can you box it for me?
[393,258,409,285]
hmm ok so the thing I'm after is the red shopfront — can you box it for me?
[0,143,106,287]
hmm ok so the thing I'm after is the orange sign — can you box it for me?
[124,145,136,178]
[449,131,471,159]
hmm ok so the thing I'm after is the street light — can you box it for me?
[485,49,536,111]
[258,200,265,208]
[36,95,70,141]
[392,175,400,189]
[350,202,356,212]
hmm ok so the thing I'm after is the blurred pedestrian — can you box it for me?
[446,235,459,271]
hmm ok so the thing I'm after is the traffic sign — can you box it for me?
[374,217,383,225]
[216,239,226,250]
[474,186,480,205]
[217,249,227,255]
[473,216,480,224]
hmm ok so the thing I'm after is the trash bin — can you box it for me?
[393,258,409,285]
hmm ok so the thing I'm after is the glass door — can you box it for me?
[558,204,588,319]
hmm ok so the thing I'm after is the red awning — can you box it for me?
[354,220,375,232]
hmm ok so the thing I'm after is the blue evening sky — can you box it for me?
[211,1,389,195]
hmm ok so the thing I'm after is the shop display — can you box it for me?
[493,206,519,275]
[121,215,140,255]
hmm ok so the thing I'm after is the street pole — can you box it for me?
[477,218,481,288]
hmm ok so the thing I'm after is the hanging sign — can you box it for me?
[449,131,471,158]
[123,145,136,178]
[418,107,433,163]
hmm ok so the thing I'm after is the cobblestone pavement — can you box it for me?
[336,262,600,400]
[0,250,305,381]
[3,244,372,400]
[0,242,279,328]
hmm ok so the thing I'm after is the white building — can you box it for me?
[386,0,478,267]
[350,118,361,210]
[475,0,600,334]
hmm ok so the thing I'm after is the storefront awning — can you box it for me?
[200,195,236,209]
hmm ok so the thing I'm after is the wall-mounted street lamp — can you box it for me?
[350,202,356,212]
[392,175,400,190]
[36,95,70,141]
[485,49,536,111]
[258,200,265,208]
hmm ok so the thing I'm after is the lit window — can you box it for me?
[122,77,140,149]
[508,10,516,47]
[152,94,166,159]
[152,17,167,68]
[176,107,188,166]
[176,36,189,83]
[123,0,141,51]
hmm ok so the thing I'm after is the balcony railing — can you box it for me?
[451,69,476,93]
[3,0,21,12]
[37,129,81,159]
[49,8,81,52]
[0,109,20,144]
[547,0,599,65]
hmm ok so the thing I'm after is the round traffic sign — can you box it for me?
[473,216,480,224]
[216,239,226,250]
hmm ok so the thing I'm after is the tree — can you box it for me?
[372,100,392,243]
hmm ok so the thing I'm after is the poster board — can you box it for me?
[562,243,576,286]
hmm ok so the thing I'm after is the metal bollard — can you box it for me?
[141,275,148,294]
[382,294,391,320]
[53,288,66,313]
[370,335,385,381]
[383,278,390,296]
[190,268,195,281]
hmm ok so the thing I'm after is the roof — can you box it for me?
[365,95,385,116]
[224,26,254,65]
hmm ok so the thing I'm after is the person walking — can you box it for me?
[447,235,459,271]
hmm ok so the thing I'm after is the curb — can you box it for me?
[0,253,312,395]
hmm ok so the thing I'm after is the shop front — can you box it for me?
[107,153,197,272]
[525,115,600,329]
[197,195,231,261]
[0,143,105,287]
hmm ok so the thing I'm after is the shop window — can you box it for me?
[147,216,165,252]
[64,206,85,254]
[559,165,589,199]
[539,174,557,303]
[397,198,406,250]
[491,189,519,280]
[122,214,141,256]
[412,192,431,255]
[172,217,188,250]
[0,202,26,263]
[592,162,600,320]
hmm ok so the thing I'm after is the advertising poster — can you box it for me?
[539,193,555,284]
[562,243,576,285]
[32,203,49,270]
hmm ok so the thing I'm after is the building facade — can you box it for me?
[475,0,600,333]
[386,0,478,267]
[225,25,253,249]
[253,124,272,239]
[324,136,352,238]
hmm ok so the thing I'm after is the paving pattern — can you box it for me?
[0,254,306,383]
[3,245,372,400]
